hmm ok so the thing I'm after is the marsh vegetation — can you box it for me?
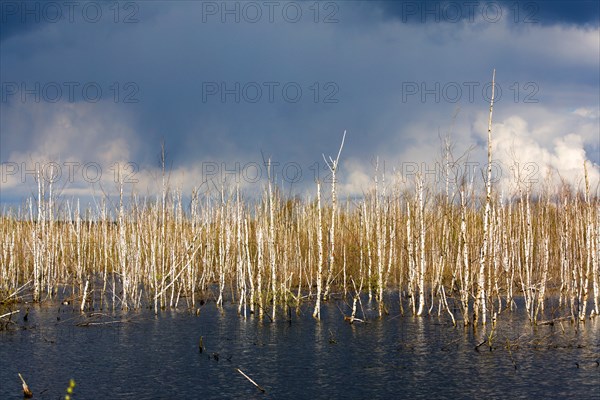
[1,150,598,327]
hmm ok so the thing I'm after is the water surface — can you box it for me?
[1,300,599,399]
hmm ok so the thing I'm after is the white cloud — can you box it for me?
[338,158,375,197]
[491,114,600,194]
[1,99,139,201]
[573,107,600,119]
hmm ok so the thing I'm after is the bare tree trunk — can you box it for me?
[267,161,277,321]
[257,222,264,320]
[375,162,385,316]
[459,187,470,325]
[474,69,495,326]
[324,131,345,301]
[244,218,255,315]
[216,187,225,309]
[416,174,426,316]
[407,201,416,315]
[313,181,324,319]
[581,162,592,320]
[366,201,373,302]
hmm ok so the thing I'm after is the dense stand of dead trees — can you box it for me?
[1,158,598,326]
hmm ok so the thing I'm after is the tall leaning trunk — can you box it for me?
[474,69,495,325]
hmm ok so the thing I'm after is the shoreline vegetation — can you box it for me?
[1,71,599,326]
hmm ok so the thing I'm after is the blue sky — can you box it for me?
[1,0,599,205]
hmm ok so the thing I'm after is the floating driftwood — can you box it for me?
[18,373,33,398]
[75,319,129,327]
[236,368,265,393]
[75,313,132,327]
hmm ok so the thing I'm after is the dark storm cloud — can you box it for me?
[0,0,165,42]
[0,0,598,203]
[0,1,44,42]
[519,0,599,25]
[0,0,97,42]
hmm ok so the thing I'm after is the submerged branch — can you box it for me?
[0,310,20,319]
[236,368,266,393]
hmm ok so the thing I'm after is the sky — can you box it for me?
[1,0,599,207]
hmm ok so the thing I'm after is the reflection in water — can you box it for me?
[0,301,599,399]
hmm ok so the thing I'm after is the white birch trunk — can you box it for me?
[407,202,416,315]
[323,131,345,301]
[257,223,264,320]
[474,69,495,325]
[313,181,324,319]
[459,187,470,325]
[268,162,277,321]
[416,174,426,316]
